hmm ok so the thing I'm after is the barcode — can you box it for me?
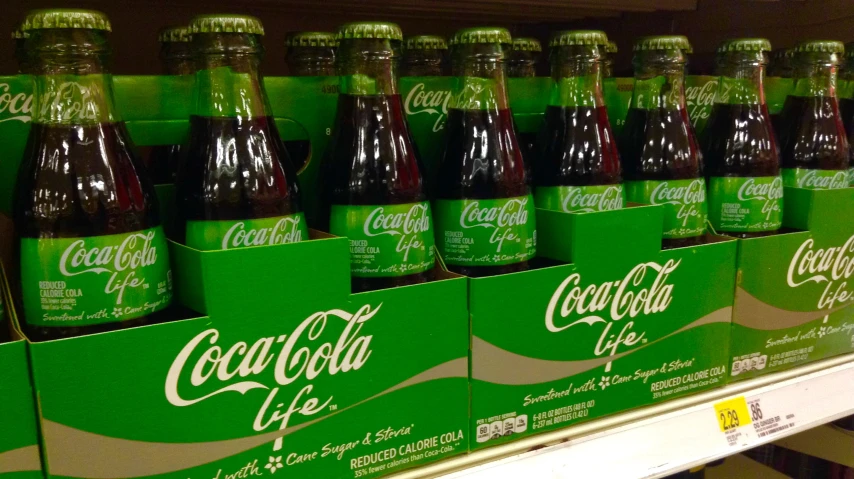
[758,423,791,438]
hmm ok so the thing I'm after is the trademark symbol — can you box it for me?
[642,338,648,344]
[143,284,149,289]
[329,404,338,411]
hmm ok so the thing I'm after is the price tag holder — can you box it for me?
[714,396,752,446]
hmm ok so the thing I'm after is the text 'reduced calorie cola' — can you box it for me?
[401,35,448,77]
[147,26,193,185]
[839,42,854,185]
[323,22,436,293]
[619,35,707,249]
[774,40,849,190]
[534,30,624,214]
[13,9,173,341]
[434,27,536,277]
[173,14,308,251]
[285,31,337,76]
[702,38,782,238]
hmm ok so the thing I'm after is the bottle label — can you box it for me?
[434,196,537,266]
[329,203,435,278]
[534,185,625,213]
[625,179,708,239]
[707,176,783,233]
[20,227,173,327]
[185,214,309,251]
[781,168,848,190]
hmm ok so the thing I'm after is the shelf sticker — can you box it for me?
[746,397,796,439]
[715,396,752,432]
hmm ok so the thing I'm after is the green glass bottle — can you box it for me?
[702,38,782,238]
[619,35,707,249]
[285,31,337,76]
[324,22,436,293]
[13,9,173,341]
[603,40,618,78]
[434,27,536,277]
[775,40,848,189]
[401,35,448,76]
[534,30,624,214]
[174,14,308,250]
[507,37,541,77]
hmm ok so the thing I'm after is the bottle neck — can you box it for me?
[449,43,510,110]
[507,50,537,78]
[548,45,604,108]
[791,52,840,98]
[160,42,194,75]
[631,49,688,110]
[191,33,269,118]
[27,29,118,125]
[338,38,399,95]
[286,46,335,76]
[714,52,767,106]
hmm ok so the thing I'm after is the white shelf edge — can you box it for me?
[388,353,854,479]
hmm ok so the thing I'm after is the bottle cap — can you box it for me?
[772,48,794,60]
[511,37,542,52]
[337,22,403,41]
[717,38,772,53]
[286,31,337,48]
[190,14,264,36]
[21,9,111,32]
[550,30,608,48]
[11,27,29,39]
[633,35,692,52]
[793,40,845,54]
[158,26,190,43]
[450,27,511,46]
[404,35,448,50]
[606,41,618,53]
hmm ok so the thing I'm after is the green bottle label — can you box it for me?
[185,214,309,251]
[534,185,625,213]
[20,227,172,327]
[329,202,436,277]
[707,176,783,233]
[625,179,708,239]
[434,195,537,266]
[781,168,848,190]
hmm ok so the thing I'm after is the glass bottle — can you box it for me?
[285,31,337,76]
[401,35,448,76]
[507,37,541,78]
[14,9,172,341]
[702,38,782,238]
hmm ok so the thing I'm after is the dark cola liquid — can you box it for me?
[325,94,433,293]
[173,116,302,239]
[703,103,780,238]
[840,97,854,172]
[535,105,621,187]
[283,140,310,173]
[14,123,162,341]
[620,107,703,249]
[437,108,529,277]
[776,96,848,170]
[147,144,183,184]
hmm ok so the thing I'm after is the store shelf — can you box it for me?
[389,354,854,479]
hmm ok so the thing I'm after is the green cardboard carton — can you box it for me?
[729,187,854,380]
[19,234,469,479]
[469,205,736,449]
[0,262,43,479]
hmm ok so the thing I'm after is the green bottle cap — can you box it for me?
[337,22,403,41]
[772,48,794,60]
[11,28,29,40]
[717,38,772,53]
[606,41,618,53]
[158,26,190,43]
[550,30,608,48]
[512,37,542,52]
[404,35,448,50]
[793,40,844,54]
[633,35,692,52]
[286,31,337,48]
[20,9,111,32]
[189,14,264,36]
[450,27,512,46]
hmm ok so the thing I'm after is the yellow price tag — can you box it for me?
[714,396,751,432]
